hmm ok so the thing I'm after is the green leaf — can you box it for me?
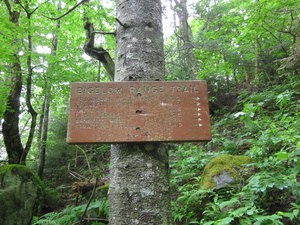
[275,152,288,160]
[216,217,234,225]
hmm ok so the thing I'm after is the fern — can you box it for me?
[32,211,64,225]
[254,214,284,225]
[32,200,108,225]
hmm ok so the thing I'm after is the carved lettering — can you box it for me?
[130,86,164,94]
[170,85,199,93]
[68,81,211,143]
[77,86,122,94]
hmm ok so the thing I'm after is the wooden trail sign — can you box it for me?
[67,81,212,143]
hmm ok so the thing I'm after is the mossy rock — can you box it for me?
[0,164,45,225]
[200,154,252,189]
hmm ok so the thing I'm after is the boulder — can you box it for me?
[200,154,252,190]
[0,164,45,225]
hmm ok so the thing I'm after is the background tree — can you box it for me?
[108,0,172,224]
[2,0,25,164]
[171,0,197,79]
[37,16,60,178]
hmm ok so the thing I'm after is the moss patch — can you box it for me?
[200,154,252,189]
[0,164,44,190]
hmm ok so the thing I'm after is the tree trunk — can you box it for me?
[255,35,259,80]
[3,55,24,164]
[2,0,24,164]
[173,0,197,80]
[108,0,172,224]
[38,19,60,178]
[21,11,38,165]
[38,95,50,178]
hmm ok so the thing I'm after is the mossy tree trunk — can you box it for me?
[2,0,24,164]
[3,0,39,165]
[108,0,172,224]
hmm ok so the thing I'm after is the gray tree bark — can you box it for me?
[108,0,172,224]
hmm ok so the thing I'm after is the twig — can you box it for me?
[72,218,108,225]
[70,170,88,180]
[68,171,81,180]
[76,145,93,177]
[68,162,88,180]
[79,177,98,224]
[75,149,78,167]
[115,17,129,28]
[83,218,109,223]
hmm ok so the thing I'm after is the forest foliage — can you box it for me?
[0,0,299,224]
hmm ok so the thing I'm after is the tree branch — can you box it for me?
[83,22,115,80]
[44,0,87,20]
[19,3,39,17]
[3,0,13,15]
[94,31,116,36]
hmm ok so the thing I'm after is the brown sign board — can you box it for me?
[67,81,212,144]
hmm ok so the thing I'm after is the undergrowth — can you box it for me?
[31,199,108,225]
[33,82,300,225]
[170,81,300,224]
